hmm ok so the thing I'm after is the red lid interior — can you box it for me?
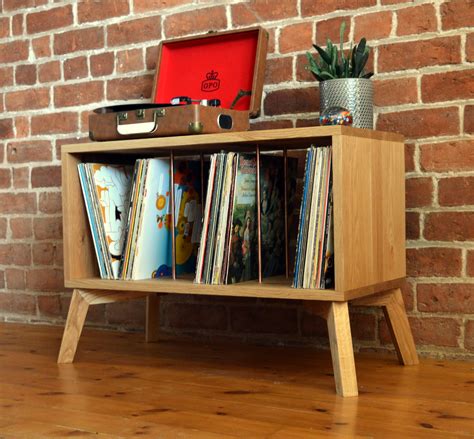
[154,30,259,111]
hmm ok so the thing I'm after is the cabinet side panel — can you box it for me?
[62,152,99,281]
[332,135,405,292]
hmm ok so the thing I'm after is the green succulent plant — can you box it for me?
[306,22,374,82]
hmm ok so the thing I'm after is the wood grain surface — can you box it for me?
[1,323,473,438]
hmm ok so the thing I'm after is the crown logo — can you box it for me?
[201,70,220,92]
[206,70,218,80]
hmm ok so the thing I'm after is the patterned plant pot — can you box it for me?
[319,78,374,129]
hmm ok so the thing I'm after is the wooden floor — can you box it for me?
[0,323,473,438]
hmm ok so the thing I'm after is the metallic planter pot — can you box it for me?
[319,78,374,129]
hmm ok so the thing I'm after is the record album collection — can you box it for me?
[78,146,333,289]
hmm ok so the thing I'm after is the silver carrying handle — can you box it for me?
[116,110,162,135]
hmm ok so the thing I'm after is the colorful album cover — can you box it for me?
[131,158,172,280]
[89,164,132,279]
[174,159,202,275]
[227,154,257,284]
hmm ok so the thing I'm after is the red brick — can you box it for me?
[0,40,29,63]
[296,53,314,82]
[0,243,31,266]
[54,27,104,55]
[378,37,461,73]
[135,0,191,12]
[14,117,29,139]
[0,270,4,289]
[39,192,62,214]
[10,217,32,239]
[15,64,36,85]
[90,52,114,77]
[377,107,459,139]
[265,57,293,84]
[400,279,415,312]
[466,320,474,351]
[251,120,294,130]
[64,56,88,81]
[7,141,52,163]
[38,60,61,83]
[315,17,350,46]
[405,143,415,172]
[231,1,297,26]
[467,251,474,277]
[12,13,23,36]
[350,312,376,341]
[405,177,432,208]
[164,7,226,38]
[408,317,460,347]
[106,300,145,328]
[0,17,9,38]
[80,110,91,134]
[421,69,474,103]
[31,166,61,188]
[31,112,78,135]
[354,11,392,41]
[231,306,297,334]
[33,242,59,265]
[465,105,474,134]
[5,268,26,290]
[0,193,36,214]
[0,67,13,87]
[165,303,227,330]
[438,177,474,206]
[108,17,161,46]
[418,284,474,313]
[467,34,474,62]
[302,0,375,16]
[397,4,436,36]
[32,35,50,58]
[264,87,318,116]
[78,0,130,23]
[145,46,159,71]
[54,81,103,108]
[117,49,144,73]
[37,294,61,316]
[424,212,474,242]
[33,216,62,240]
[0,169,11,189]
[3,0,47,11]
[280,22,313,54]
[5,88,49,112]
[26,5,73,34]
[55,136,89,159]
[13,167,29,189]
[0,292,36,315]
[301,308,328,337]
[0,119,14,139]
[26,268,63,292]
[0,218,6,239]
[420,140,474,172]
[374,77,418,107]
[441,0,473,30]
[406,247,462,277]
[406,212,420,240]
[106,75,153,101]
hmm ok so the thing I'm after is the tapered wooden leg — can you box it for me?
[146,294,160,343]
[383,289,419,365]
[327,302,358,397]
[57,289,89,364]
[352,288,419,366]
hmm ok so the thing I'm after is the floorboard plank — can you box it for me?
[0,323,473,438]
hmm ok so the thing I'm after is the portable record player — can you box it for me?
[89,27,268,141]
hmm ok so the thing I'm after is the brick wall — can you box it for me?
[0,0,472,359]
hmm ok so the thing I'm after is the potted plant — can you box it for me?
[306,22,374,129]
